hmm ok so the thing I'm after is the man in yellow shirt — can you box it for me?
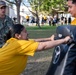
[26,15,29,22]
[67,0,76,25]
[0,24,70,75]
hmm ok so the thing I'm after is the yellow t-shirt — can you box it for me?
[0,38,39,75]
[26,15,29,19]
[71,18,76,25]
[43,16,47,20]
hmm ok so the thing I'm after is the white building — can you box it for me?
[3,0,32,23]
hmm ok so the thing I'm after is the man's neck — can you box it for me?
[0,15,5,19]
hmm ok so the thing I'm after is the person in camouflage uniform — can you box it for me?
[0,1,14,47]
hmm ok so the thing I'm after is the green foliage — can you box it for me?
[28,0,67,15]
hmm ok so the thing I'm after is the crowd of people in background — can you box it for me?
[19,14,72,26]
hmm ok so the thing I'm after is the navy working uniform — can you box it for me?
[0,15,13,47]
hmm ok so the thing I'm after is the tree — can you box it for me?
[6,0,23,24]
[22,0,42,28]
[27,0,45,28]
[28,0,67,15]
[6,0,67,27]
[28,0,67,28]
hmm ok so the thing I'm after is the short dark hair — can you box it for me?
[13,24,25,37]
[67,0,76,4]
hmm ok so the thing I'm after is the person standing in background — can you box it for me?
[0,1,14,47]
[68,16,71,24]
[26,15,29,22]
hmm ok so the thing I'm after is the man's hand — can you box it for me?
[64,36,71,43]
[50,35,55,41]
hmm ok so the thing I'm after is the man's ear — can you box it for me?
[15,34,21,39]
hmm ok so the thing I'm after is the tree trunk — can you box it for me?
[35,8,41,28]
[36,14,41,28]
[16,5,20,24]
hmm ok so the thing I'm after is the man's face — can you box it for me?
[18,28,29,40]
[67,0,76,17]
[0,6,6,16]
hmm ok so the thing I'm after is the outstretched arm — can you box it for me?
[34,35,54,42]
[36,36,70,51]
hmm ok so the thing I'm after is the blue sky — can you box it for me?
[22,0,30,6]
[10,0,30,6]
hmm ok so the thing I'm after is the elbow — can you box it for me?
[37,43,46,51]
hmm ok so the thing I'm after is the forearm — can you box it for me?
[37,38,66,51]
[34,38,51,42]
[34,35,54,42]
[43,39,65,49]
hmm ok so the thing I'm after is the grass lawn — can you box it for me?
[22,25,56,75]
